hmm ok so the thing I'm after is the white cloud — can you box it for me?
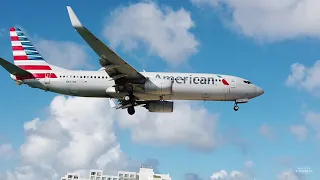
[209,169,303,180]
[284,111,320,141]
[103,1,199,66]
[0,143,13,159]
[210,170,227,180]
[2,96,220,180]
[259,123,276,140]
[209,161,256,180]
[34,39,92,70]
[305,111,320,140]
[276,170,300,180]
[192,0,320,41]
[210,170,251,180]
[116,101,221,151]
[305,111,320,130]
[20,133,60,166]
[286,61,320,96]
[4,166,60,180]
[2,96,135,180]
[290,125,308,141]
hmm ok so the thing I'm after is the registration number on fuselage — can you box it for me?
[66,80,77,83]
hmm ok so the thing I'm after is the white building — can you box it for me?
[60,172,81,180]
[61,166,171,180]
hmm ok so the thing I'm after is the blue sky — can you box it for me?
[0,0,320,180]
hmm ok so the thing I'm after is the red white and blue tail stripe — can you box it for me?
[9,27,58,79]
[10,27,45,62]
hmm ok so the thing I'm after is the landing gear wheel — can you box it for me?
[233,105,239,111]
[124,95,130,101]
[123,92,134,102]
[127,106,135,115]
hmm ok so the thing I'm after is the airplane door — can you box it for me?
[230,78,236,88]
[226,78,236,100]
[44,73,50,84]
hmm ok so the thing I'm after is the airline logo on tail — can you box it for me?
[9,27,57,79]
[10,27,44,61]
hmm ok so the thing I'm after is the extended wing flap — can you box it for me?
[109,98,117,108]
[0,57,32,77]
[66,6,146,83]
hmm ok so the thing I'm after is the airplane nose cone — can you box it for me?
[256,86,264,96]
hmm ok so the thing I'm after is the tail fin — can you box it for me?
[9,27,52,70]
[8,27,63,80]
[10,27,45,61]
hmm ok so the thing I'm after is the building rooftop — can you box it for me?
[61,167,171,180]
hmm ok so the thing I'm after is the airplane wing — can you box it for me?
[66,6,147,85]
[0,57,33,77]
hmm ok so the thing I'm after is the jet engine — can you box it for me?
[144,78,173,95]
[146,101,174,112]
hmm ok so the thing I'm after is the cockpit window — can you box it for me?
[243,80,252,84]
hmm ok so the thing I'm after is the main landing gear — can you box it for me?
[123,86,136,115]
[127,106,135,115]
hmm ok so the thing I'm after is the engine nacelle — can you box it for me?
[146,101,174,112]
[144,78,173,95]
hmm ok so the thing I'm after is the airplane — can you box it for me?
[0,6,264,115]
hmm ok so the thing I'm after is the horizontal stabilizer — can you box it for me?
[0,57,32,77]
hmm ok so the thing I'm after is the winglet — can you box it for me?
[66,6,82,28]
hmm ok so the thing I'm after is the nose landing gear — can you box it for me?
[233,98,248,111]
[233,104,239,111]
